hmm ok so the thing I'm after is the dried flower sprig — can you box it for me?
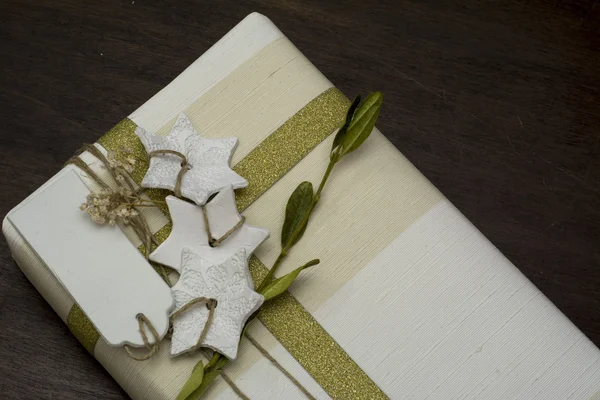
[80,188,140,225]
[79,149,164,226]
[177,92,384,400]
[107,149,137,185]
[73,145,172,284]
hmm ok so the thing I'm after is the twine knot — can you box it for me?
[171,296,218,351]
[147,149,190,198]
[201,206,246,247]
[124,313,161,361]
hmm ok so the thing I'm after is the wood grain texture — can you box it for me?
[0,0,598,398]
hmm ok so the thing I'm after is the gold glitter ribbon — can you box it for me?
[67,87,388,399]
[67,303,100,354]
[233,88,350,211]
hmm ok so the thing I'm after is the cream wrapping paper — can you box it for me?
[4,12,600,400]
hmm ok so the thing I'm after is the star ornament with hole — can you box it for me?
[149,186,269,273]
[135,113,248,205]
[170,248,264,358]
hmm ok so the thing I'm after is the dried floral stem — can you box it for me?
[130,204,158,208]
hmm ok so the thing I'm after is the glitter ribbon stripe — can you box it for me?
[233,88,350,211]
[68,87,388,399]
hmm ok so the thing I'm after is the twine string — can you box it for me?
[66,145,170,361]
[83,144,137,192]
[68,146,317,395]
[201,206,246,247]
[146,149,190,198]
[245,333,316,399]
[171,297,218,351]
[66,155,109,190]
[147,149,245,246]
[124,313,161,361]
[221,373,251,400]
[172,299,313,399]
[66,145,159,260]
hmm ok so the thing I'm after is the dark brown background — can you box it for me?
[1,0,599,399]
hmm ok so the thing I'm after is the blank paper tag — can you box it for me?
[8,169,173,347]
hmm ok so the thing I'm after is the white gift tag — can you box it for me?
[8,169,173,347]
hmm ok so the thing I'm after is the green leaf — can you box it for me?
[337,92,383,158]
[176,360,204,400]
[189,369,222,399]
[331,95,361,159]
[281,181,314,250]
[260,259,320,301]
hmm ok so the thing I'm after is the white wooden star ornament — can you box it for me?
[170,248,264,358]
[149,186,269,273]
[135,113,248,205]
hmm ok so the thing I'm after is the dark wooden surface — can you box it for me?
[1,1,599,398]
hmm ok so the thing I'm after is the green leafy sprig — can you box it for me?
[177,92,383,400]
[258,91,383,293]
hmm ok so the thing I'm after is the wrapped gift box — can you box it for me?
[4,12,600,400]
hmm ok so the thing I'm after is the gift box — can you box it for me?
[4,12,600,400]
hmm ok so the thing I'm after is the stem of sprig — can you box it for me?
[315,160,335,200]
[176,92,383,400]
[257,91,382,291]
[256,159,335,292]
